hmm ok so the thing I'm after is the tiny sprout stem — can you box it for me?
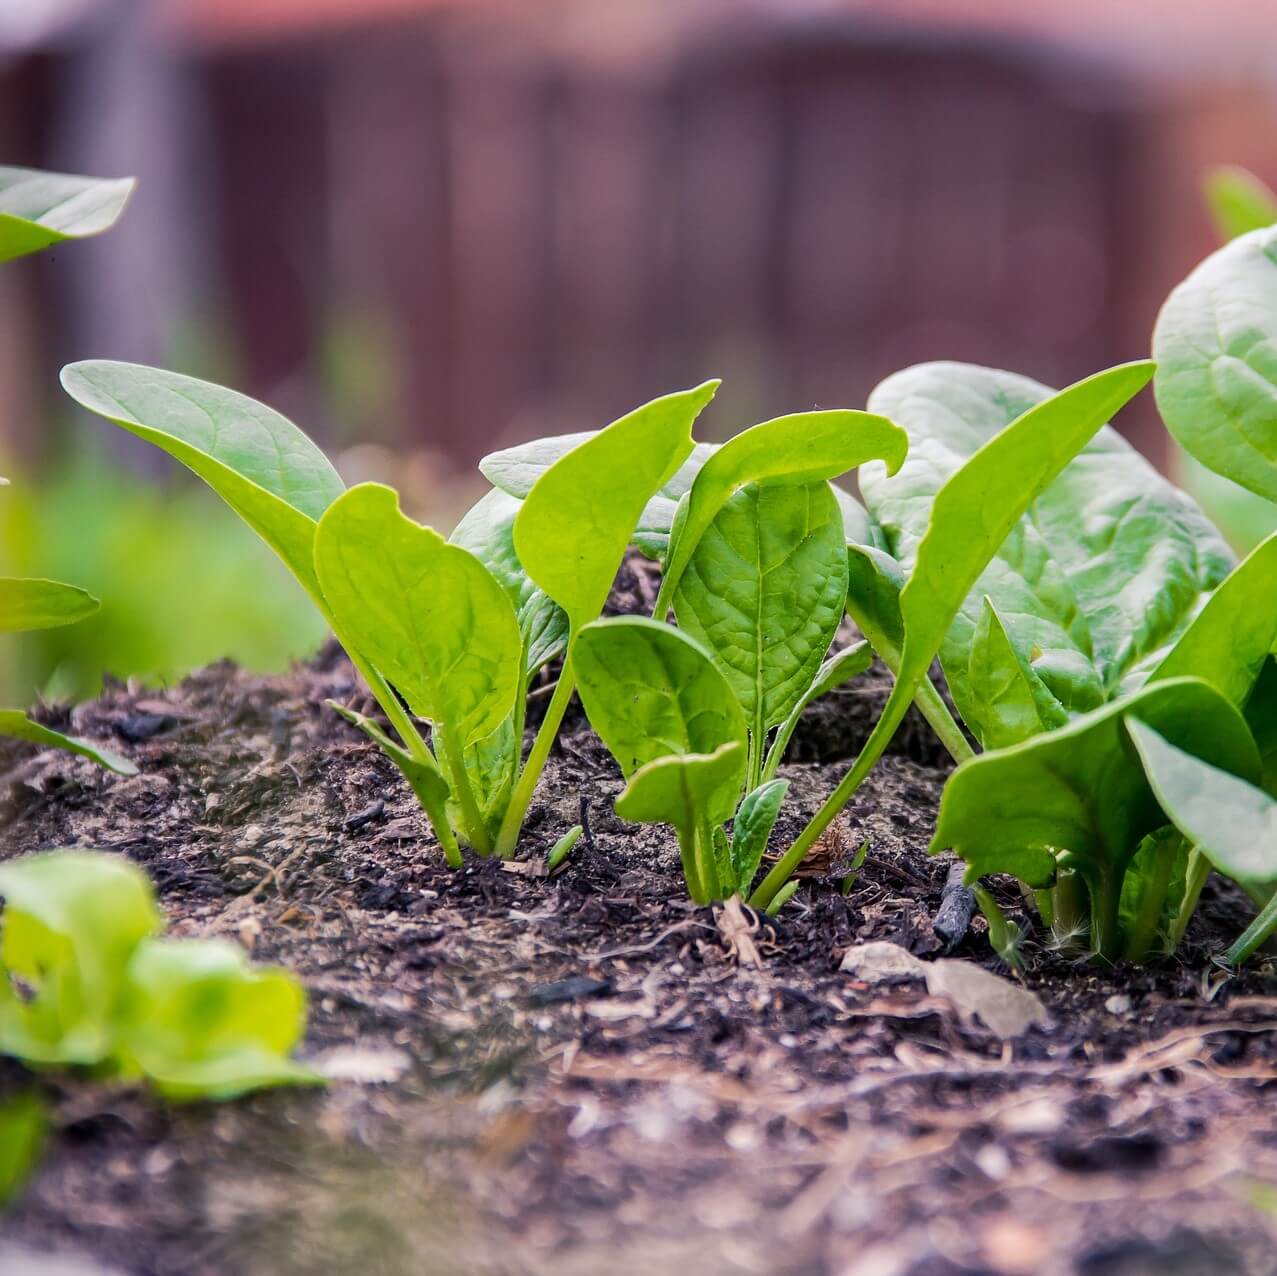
[1122,842,1176,963]
[1167,847,1211,951]
[493,653,577,859]
[1224,885,1277,967]
[697,816,724,902]
[438,722,492,857]
[750,681,912,910]
[679,827,707,904]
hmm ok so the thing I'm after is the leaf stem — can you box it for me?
[1224,885,1277,966]
[914,678,974,762]
[1167,847,1211,952]
[493,653,577,859]
[749,681,911,910]
[438,722,493,856]
[1122,843,1176,963]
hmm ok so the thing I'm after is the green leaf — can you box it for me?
[574,616,746,809]
[60,361,345,596]
[1147,529,1277,707]
[315,483,521,746]
[933,678,1259,958]
[730,779,789,894]
[450,488,568,679]
[673,482,848,756]
[0,577,98,634]
[0,165,134,264]
[118,938,320,1100]
[0,709,137,775]
[865,360,1223,735]
[512,383,718,627]
[614,742,747,888]
[764,640,873,778]
[966,597,1070,749]
[1204,165,1277,242]
[656,408,906,611]
[1245,657,1277,795]
[845,544,906,664]
[1153,227,1277,504]
[0,1092,46,1208]
[0,851,162,1066]
[434,716,518,835]
[1128,718,1277,885]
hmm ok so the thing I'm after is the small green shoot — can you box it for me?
[840,840,870,895]
[547,825,583,872]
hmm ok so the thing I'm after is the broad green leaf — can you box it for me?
[0,709,137,775]
[1147,529,1277,707]
[673,482,848,747]
[513,383,717,627]
[1128,718,1277,885]
[0,577,98,634]
[314,483,520,746]
[833,486,889,551]
[764,640,873,778]
[865,360,1217,736]
[657,408,906,611]
[574,615,746,797]
[449,487,567,678]
[965,597,1070,749]
[61,361,345,595]
[615,741,747,848]
[118,938,319,1100]
[0,851,161,1066]
[932,678,1259,898]
[1204,166,1277,242]
[0,165,134,264]
[1245,657,1277,795]
[1153,227,1277,504]
[730,778,789,894]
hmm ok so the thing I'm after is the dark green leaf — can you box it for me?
[730,779,789,894]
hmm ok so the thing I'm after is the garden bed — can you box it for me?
[2,636,1277,1276]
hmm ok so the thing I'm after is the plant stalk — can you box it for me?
[1224,885,1277,966]
[1122,846,1175,963]
[493,653,577,859]
[1167,847,1211,952]
[438,721,493,857]
[914,678,974,763]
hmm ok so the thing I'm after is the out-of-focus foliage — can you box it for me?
[0,454,327,703]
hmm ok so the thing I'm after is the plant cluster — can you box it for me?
[0,850,315,1099]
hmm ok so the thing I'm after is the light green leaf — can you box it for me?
[764,640,873,779]
[1204,166,1277,242]
[435,716,517,833]
[1147,529,1277,707]
[933,678,1259,932]
[315,483,520,746]
[0,851,161,1066]
[730,778,789,894]
[656,408,906,611]
[1153,227,1277,504]
[60,361,345,595]
[673,482,848,750]
[845,544,906,664]
[614,742,747,880]
[0,1092,46,1208]
[966,597,1070,749]
[574,616,746,803]
[0,577,98,634]
[0,165,134,264]
[449,487,568,679]
[1128,718,1277,885]
[865,361,1224,731]
[0,709,137,775]
[118,938,320,1100]
[513,383,718,627]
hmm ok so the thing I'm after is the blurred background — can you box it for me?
[2,0,1277,703]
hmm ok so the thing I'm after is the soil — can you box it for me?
[2,570,1276,1276]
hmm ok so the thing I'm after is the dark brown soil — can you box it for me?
[2,619,1277,1274]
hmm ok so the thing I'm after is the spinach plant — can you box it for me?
[843,354,1277,959]
[62,362,715,860]
[570,409,906,901]
[750,362,1156,909]
[0,850,316,1099]
[1,166,136,772]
